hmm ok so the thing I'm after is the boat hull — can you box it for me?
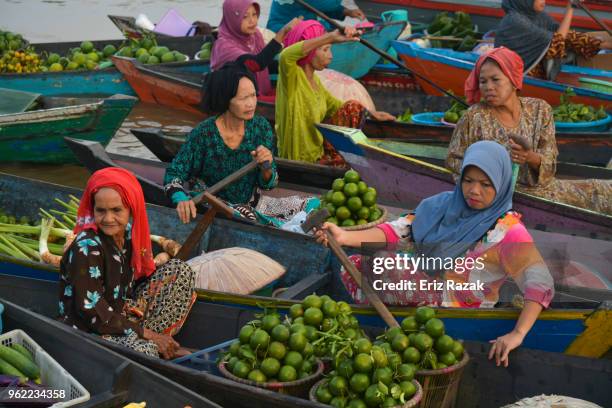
[0,94,137,163]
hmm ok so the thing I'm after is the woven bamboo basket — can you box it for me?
[218,359,324,398]
[341,206,388,231]
[415,352,469,408]
[309,378,423,407]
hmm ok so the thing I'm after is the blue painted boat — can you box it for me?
[0,37,208,96]
[0,172,608,359]
[392,40,612,109]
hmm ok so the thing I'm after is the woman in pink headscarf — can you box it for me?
[211,0,300,97]
[276,20,395,165]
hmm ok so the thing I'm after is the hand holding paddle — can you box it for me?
[302,209,400,328]
[508,133,533,191]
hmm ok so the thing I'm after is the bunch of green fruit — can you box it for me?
[396,108,412,124]
[443,99,467,124]
[116,35,187,64]
[196,41,212,60]
[0,30,28,53]
[320,169,383,228]
[427,12,478,51]
[553,88,608,123]
[44,40,117,72]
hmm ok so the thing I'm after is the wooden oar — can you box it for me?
[572,0,611,36]
[175,160,266,260]
[509,134,533,191]
[423,36,493,43]
[293,0,468,108]
[301,209,400,328]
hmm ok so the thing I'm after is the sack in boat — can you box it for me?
[187,247,286,294]
[315,69,376,112]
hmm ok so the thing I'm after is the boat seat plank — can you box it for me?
[278,272,332,299]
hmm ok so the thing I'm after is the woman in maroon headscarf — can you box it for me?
[446,46,611,214]
[211,0,300,97]
[58,168,197,359]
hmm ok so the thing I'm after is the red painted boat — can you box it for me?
[356,0,612,32]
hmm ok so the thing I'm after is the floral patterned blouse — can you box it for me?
[163,115,279,205]
[58,226,143,337]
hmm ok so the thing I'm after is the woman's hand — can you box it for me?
[488,329,525,367]
[370,110,397,122]
[314,222,347,246]
[251,145,273,166]
[509,140,541,170]
[328,28,361,43]
[344,8,366,20]
[176,199,197,224]
[275,16,303,43]
[143,328,180,359]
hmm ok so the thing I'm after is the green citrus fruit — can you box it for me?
[343,183,359,198]
[271,324,290,342]
[137,52,150,64]
[346,196,362,212]
[373,367,393,385]
[349,372,370,393]
[413,333,433,352]
[344,169,360,183]
[326,216,339,225]
[284,351,303,369]
[354,338,372,354]
[385,327,403,343]
[321,317,335,332]
[268,341,287,360]
[382,397,399,408]
[399,380,416,399]
[415,306,435,325]
[371,346,388,368]
[249,329,270,350]
[337,359,354,379]
[232,360,251,378]
[439,351,457,366]
[227,356,239,371]
[303,294,322,309]
[362,191,376,207]
[316,384,333,404]
[141,38,154,50]
[288,333,307,352]
[396,363,416,382]
[229,340,241,356]
[80,41,94,53]
[332,178,346,192]
[135,47,149,58]
[330,396,347,408]
[304,325,319,342]
[49,62,63,72]
[325,202,337,216]
[338,301,351,314]
[336,206,351,221]
[303,342,314,358]
[424,318,445,338]
[341,219,356,227]
[387,352,402,370]
[357,181,368,195]
[303,307,323,326]
[260,357,281,377]
[356,219,368,225]
[347,399,367,408]
[322,300,339,317]
[356,206,370,221]
[47,53,60,64]
[392,334,410,352]
[368,210,382,222]
[103,44,117,57]
[353,353,373,374]
[239,325,255,344]
[364,384,383,407]
[289,303,304,319]
[290,323,306,335]
[331,191,347,207]
[401,316,419,333]
[402,347,420,364]
[325,189,334,202]
[293,317,304,325]
[328,376,348,396]
[451,341,464,360]
[278,365,297,382]
[435,335,454,354]
[154,46,169,59]
[161,51,175,63]
[301,359,313,374]
[262,314,281,332]
[147,55,160,64]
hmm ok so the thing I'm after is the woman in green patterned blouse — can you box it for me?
[164,63,278,224]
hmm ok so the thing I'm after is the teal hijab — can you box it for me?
[412,141,513,259]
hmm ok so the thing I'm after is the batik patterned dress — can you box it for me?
[446,98,612,214]
[58,227,196,357]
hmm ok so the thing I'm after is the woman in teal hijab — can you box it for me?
[316,141,554,366]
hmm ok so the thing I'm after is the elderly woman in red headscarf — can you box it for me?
[275,20,396,165]
[446,47,611,214]
[58,168,197,359]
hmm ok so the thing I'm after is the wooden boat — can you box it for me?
[1,276,611,408]
[318,123,612,239]
[356,0,612,32]
[132,126,612,179]
[0,298,222,408]
[0,94,137,164]
[393,41,612,109]
[114,58,612,166]
[0,36,210,96]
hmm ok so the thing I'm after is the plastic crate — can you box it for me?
[411,112,448,127]
[172,339,234,374]
[0,329,90,407]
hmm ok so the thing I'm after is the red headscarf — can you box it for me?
[75,168,155,280]
[464,46,524,104]
[283,20,326,67]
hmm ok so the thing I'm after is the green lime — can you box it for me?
[47,53,60,64]
[290,323,306,335]
[300,359,313,374]
[328,376,348,396]
[316,384,333,404]
[326,216,339,225]
[260,357,281,377]
[364,384,383,407]
[402,347,420,364]
[278,365,297,382]
[341,219,356,227]
[80,41,94,53]
[392,334,410,352]
[331,191,347,207]
[451,341,464,360]
[239,325,255,344]
[343,183,359,198]
[232,360,251,378]
[368,210,382,222]
[362,191,376,207]
[271,324,290,342]
[401,316,419,333]
[346,196,362,212]
[385,327,403,343]
[373,367,393,385]
[227,356,239,371]
[349,372,370,393]
[424,318,445,338]
[174,51,187,62]
[288,333,307,352]
[435,335,454,354]
[347,399,367,408]
[338,301,352,314]
[336,206,351,221]
[103,44,117,57]
[268,341,287,360]
[304,325,319,342]
[330,396,347,408]
[66,61,79,70]
[396,363,416,381]
[229,340,241,356]
[356,219,368,225]
[325,202,337,216]
[161,51,175,63]
[249,329,270,350]
[399,380,416,398]
[321,317,335,332]
[354,338,372,354]
[284,351,303,369]
[118,46,133,57]
[353,353,373,374]
[303,307,323,326]
[289,303,303,319]
[262,314,281,333]
[337,359,354,379]
[371,346,388,368]
[135,47,149,58]
[415,306,435,325]
[325,189,334,202]
[332,178,346,192]
[356,206,370,221]
[292,317,304,325]
[344,169,360,183]
[439,351,457,366]
[382,397,399,408]
[147,55,160,64]
[141,38,154,50]
[303,342,314,358]
[413,333,433,353]
[357,181,368,195]
[48,62,63,72]
[387,352,402,370]
[154,46,169,59]
[343,327,358,340]
[322,300,339,317]
[303,294,322,309]
[137,52,150,64]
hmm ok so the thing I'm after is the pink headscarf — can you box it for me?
[464,47,524,104]
[283,20,326,67]
[211,0,272,95]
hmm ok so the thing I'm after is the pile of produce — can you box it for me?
[313,306,464,407]
[443,98,467,124]
[319,169,383,228]
[116,35,187,64]
[396,108,412,124]
[553,88,608,123]
[196,41,212,60]
[0,30,43,73]
[0,31,28,53]
[427,12,478,51]
[0,343,40,383]
[44,40,117,72]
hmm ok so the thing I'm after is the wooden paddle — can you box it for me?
[509,134,533,191]
[301,209,400,328]
[175,160,269,260]
[571,0,611,36]
[293,0,469,108]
